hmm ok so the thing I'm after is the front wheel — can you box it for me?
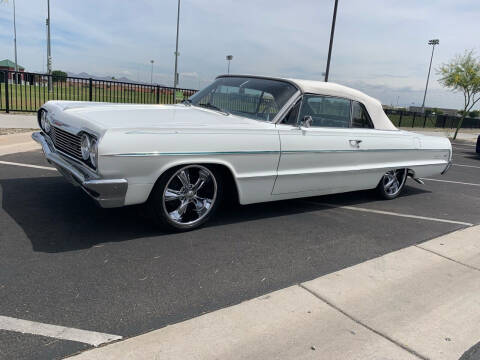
[148,165,222,231]
[376,169,407,200]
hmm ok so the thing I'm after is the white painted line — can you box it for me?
[453,163,480,169]
[0,315,122,346]
[452,143,476,148]
[452,145,476,150]
[421,178,480,187]
[311,202,473,226]
[0,160,56,171]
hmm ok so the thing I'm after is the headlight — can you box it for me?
[89,138,98,168]
[40,111,51,133]
[80,134,91,160]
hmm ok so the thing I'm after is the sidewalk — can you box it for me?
[0,113,39,129]
[68,226,480,360]
[400,127,479,143]
[0,131,40,156]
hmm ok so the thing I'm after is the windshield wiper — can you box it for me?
[197,102,229,115]
[181,99,192,106]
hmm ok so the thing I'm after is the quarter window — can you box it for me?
[299,95,351,128]
[351,101,374,128]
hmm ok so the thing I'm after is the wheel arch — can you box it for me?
[148,159,241,204]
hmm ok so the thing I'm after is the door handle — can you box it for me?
[349,139,362,147]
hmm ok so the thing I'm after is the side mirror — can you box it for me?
[299,115,313,128]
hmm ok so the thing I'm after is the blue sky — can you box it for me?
[0,0,479,109]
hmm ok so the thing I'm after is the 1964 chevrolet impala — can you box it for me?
[33,75,452,230]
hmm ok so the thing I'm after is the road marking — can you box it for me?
[0,160,56,171]
[307,201,473,226]
[452,145,477,150]
[453,163,480,169]
[421,178,480,187]
[0,315,122,346]
[452,143,476,148]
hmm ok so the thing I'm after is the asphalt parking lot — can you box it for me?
[0,143,479,360]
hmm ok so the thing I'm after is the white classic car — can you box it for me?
[33,75,452,230]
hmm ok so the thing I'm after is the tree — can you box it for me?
[52,70,67,82]
[469,110,480,118]
[437,50,480,139]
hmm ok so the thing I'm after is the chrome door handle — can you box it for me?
[349,139,362,147]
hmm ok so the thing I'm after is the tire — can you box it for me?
[376,168,407,200]
[147,164,223,231]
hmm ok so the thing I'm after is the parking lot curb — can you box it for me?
[0,131,40,156]
[66,225,480,360]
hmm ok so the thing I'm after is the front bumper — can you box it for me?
[32,132,128,208]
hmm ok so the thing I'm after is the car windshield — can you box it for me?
[188,77,298,121]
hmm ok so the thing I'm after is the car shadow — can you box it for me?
[0,176,431,253]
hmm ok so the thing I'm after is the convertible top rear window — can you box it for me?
[189,77,297,121]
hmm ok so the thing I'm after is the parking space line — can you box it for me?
[0,160,56,171]
[0,315,122,346]
[452,145,477,150]
[453,163,480,169]
[421,178,480,187]
[306,201,473,226]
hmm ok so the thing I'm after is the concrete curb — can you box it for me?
[0,131,40,156]
[67,225,480,360]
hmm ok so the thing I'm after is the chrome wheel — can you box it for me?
[382,169,407,196]
[162,165,217,227]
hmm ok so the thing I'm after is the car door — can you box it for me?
[273,95,378,195]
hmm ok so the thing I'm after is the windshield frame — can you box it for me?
[188,75,301,123]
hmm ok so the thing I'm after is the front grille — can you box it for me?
[50,126,82,160]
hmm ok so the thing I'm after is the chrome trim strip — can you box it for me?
[105,148,449,157]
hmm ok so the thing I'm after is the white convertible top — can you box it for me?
[286,78,397,131]
[217,75,398,130]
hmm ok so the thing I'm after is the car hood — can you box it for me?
[43,101,275,135]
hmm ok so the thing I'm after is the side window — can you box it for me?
[299,95,350,128]
[351,101,374,128]
[282,99,301,125]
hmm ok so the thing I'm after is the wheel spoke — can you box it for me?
[177,169,191,187]
[192,169,210,192]
[193,196,212,215]
[165,188,182,201]
[169,199,189,221]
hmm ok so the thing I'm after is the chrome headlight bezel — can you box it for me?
[89,138,98,168]
[40,110,51,133]
[80,133,92,161]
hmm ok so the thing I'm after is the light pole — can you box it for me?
[324,0,338,82]
[13,0,18,83]
[150,60,154,85]
[173,0,181,91]
[47,0,52,91]
[421,39,439,113]
[226,55,233,74]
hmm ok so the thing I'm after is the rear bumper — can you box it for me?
[32,131,128,208]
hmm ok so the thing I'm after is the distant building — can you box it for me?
[0,59,26,83]
[408,106,458,116]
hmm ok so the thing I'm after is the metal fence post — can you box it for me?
[412,112,416,127]
[398,111,403,127]
[89,78,93,101]
[423,113,427,128]
[156,85,160,104]
[4,71,9,113]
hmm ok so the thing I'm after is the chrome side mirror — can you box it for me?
[299,115,313,128]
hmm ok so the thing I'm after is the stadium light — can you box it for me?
[421,39,439,112]
[226,55,233,74]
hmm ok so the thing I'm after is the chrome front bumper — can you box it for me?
[32,132,128,208]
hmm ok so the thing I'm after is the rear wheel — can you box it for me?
[376,169,407,199]
[148,165,222,231]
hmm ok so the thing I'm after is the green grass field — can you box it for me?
[0,82,191,112]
